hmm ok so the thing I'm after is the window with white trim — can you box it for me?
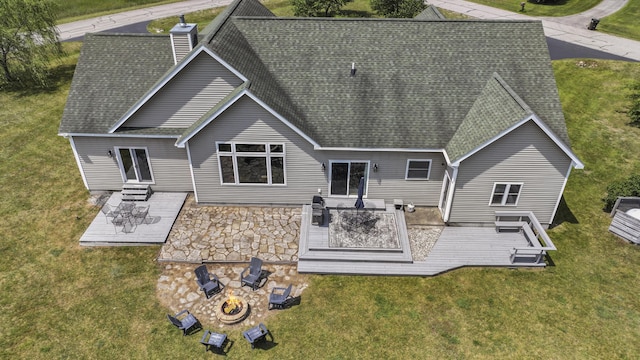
[490,183,522,206]
[405,159,432,180]
[217,143,285,185]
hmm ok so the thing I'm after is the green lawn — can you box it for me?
[600,0,640,41]
[467,0,601,16]
[2,37,640,360]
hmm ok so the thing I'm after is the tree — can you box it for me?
[292,0,353,17]
[370,0,427,18]
[0,0,63,87]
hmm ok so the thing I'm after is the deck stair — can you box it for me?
[121,184,151,201]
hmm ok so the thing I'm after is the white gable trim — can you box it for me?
[69,136,89,190]
[108,46,248,133]
[175,90,320,148]
[175,90,246,148]
[244,91,320,149]
[451,114,584,169]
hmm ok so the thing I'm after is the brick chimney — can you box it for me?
[169,15,198,64]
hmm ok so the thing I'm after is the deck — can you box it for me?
[298,205,546,275]
[80,192,187,246]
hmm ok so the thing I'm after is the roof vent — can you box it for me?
[350,62,356,77]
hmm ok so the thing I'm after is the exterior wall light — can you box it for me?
[373,163,378,172]
[321,163,326,171]
[107,150,113,158]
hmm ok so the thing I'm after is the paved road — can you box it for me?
[429,0,640,61]
[58,0,640,61]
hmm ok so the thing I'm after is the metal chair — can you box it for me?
[194,265,224,299]
[167,309,201,336]
[268,284,293,310]
[241,257,264,290]
[111,214,136,234]
[100,204,118,223]
[132,205,150,225]
[243,323,270,349]
[200,330,227,353]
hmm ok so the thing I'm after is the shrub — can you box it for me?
[629,82,640,125]
[602,174,640,212]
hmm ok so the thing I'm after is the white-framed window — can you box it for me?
[216,142,285,185]
[405,159,432,180]
[116,147,154,183]
[490,183,523,206]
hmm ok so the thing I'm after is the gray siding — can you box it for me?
[171,34,192,63]
[448,121,571,225]
[188,95,446,205]
[124,51,243,129]
[72,136,192,192]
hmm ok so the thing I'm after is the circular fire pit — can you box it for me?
[215,295,250,325]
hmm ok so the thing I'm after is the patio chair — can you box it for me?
[243,323,270,349]
[241,257,264,290]
[167,309,201,336]
[194,265,224,299]
[132,205,150,225]
[200,330,227,354]
[111,214,136,234]
[268,284,293,310]
[100,204,118,223]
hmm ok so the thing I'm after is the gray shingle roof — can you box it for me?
[60,0,569,157]
[59,33,174,134]
[209,16,568,149]
[415,6,446,20]
[445,73,532,162]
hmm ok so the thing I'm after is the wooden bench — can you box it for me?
[495,221,526,232]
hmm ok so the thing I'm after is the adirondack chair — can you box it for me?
[167,309,201,336]
[268,284,293,310]
[194,265,224,299]
[241,257,264,290]
[243,323,270,349]
[200,330,227,354]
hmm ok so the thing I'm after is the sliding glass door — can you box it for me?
[118,148,153,183]
[330,161,368,196]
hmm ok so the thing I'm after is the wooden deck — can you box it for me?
[79,192,187,246]
[298,204,547,275]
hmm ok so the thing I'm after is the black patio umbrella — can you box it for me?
[354,176,365,210]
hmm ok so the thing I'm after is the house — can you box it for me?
[59,0,583,227]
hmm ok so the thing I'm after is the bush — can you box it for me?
[602,174,640,212]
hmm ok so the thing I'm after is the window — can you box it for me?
[217,142,285,185]
[117,147,153,183]
[490,183,522,206]
[405,159,431,180]
[330,161,368,196]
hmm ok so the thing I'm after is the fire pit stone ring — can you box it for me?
[215,295,250,325]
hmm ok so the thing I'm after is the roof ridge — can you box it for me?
[491,72,533,114]
[230,16,542,23]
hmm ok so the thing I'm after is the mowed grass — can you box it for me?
[600,0,640,41]
[2,45,640,359]
[467,0,601,16]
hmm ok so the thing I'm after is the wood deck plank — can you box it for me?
[79,192,187,246]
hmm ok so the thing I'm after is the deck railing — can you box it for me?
[495,211,556,264]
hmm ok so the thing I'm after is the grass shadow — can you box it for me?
[528,0,569,5]
[550,196,579,228]
[1,62,77,97]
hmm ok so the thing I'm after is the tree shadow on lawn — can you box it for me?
[550,195,579,228]
[528,0,569,5]
[1,62,77,97]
